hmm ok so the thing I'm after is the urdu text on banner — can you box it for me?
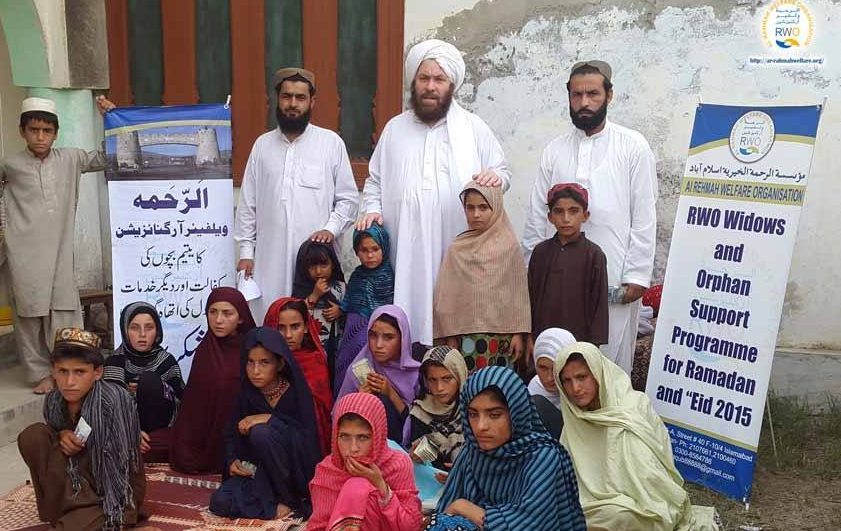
[645,103,822,501]
[104,104,235,381]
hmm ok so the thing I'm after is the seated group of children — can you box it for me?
[21,319,718,530]
[17,180,718,530]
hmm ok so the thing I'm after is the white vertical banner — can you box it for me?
[105,104,234,380]
[645,103,822,501]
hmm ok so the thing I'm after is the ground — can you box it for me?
[687,394,841,530]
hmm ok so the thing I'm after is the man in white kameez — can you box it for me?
[234,68,359,321]
[357,40,511,346]
[2,96,114,394]
[522,60,657,374]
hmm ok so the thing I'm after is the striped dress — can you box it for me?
[103,347,184,426]
[428,366,586,531]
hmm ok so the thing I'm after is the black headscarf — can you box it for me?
[117,301,165,358]
[234,327,322,497]
[291,240,345,306]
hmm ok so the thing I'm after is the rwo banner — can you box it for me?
[645,103,821,501]
[105,104,234,380]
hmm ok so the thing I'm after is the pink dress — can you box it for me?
[307,393,423,531]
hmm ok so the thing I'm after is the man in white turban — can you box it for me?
[357,39,511,346]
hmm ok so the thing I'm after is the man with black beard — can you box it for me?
[522,60,658,375]
[234,68,358,320]
[357,39,511,346]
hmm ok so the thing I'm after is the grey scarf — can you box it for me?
[44,379,142,530]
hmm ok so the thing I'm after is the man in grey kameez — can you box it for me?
[1,96,113,393]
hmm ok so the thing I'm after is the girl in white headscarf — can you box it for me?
[528,328,576,408]
[527,328,576,439]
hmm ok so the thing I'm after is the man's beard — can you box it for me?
[570,101,608,132]
[410,85,454,124]
[276,106,311,134]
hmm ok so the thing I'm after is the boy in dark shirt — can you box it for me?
[528,183,608,345]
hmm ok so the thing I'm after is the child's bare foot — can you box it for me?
[33,376,54,395]
[276,503,292,519]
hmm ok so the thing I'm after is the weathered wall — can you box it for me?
[405,0,841,351]
[0,23,25,158]
[0,0,109,294]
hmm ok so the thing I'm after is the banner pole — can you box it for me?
[765,397,780,468]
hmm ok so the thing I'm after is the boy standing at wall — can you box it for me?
[528,183,609,345]
[1,96,113,394]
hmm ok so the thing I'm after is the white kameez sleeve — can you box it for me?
[361,125,388,215]
[81,149,107,173]
[521,146,554,263]
[233,147,259,260]
[474,117,512,192]
[622,140,658,287]
[322,137,359,237]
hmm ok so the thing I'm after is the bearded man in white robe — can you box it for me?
[522,60,658,374]
[357,40,511,346]
[234,68,359,321]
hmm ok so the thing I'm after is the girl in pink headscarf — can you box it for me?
[308,393,422,531]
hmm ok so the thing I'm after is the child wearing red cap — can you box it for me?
[528,183,609,346]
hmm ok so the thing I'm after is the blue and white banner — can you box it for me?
[105,104,234,380]
[645,103,821,501]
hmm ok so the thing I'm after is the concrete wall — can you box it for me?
[405,0,841,352]
[0,23,25,158]
[0,0,109,293]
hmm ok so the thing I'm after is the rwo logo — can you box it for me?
[762,0,814,49]
[729,111,775,164]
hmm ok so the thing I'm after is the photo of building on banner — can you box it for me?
[645,103,822,502]
[104,104,234,381]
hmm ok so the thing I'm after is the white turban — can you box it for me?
[404,39,466,90]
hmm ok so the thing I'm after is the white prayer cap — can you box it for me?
[21,97,57,116]
[404,39,466,90]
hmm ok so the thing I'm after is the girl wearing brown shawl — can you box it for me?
[433,183,530,373]
[170,288,256,474]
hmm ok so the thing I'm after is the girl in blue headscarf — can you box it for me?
[333,223,395,392]
[425,366,586,531]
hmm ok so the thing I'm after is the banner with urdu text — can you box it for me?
[105,104,234,380]
[645,103,821,501]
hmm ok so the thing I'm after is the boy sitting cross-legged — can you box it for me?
[17,327,158,530]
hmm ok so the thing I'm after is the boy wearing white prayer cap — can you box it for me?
[357,39,512,347]
[2,95,114,394]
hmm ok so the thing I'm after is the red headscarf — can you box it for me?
[263,296,333,455]
[171,287,256,474]
[307,393,422,531]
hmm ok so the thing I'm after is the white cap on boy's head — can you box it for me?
[21,97,57,116]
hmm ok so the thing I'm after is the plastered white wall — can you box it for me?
[405,0,841,350]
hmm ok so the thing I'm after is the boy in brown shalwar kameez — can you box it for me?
[528,183,609,346]
[17,328,153,531]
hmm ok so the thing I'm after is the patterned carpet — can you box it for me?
[0,464,305,531]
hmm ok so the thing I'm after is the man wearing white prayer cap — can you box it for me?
[2,95,114,394]
[357,39,512,347]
